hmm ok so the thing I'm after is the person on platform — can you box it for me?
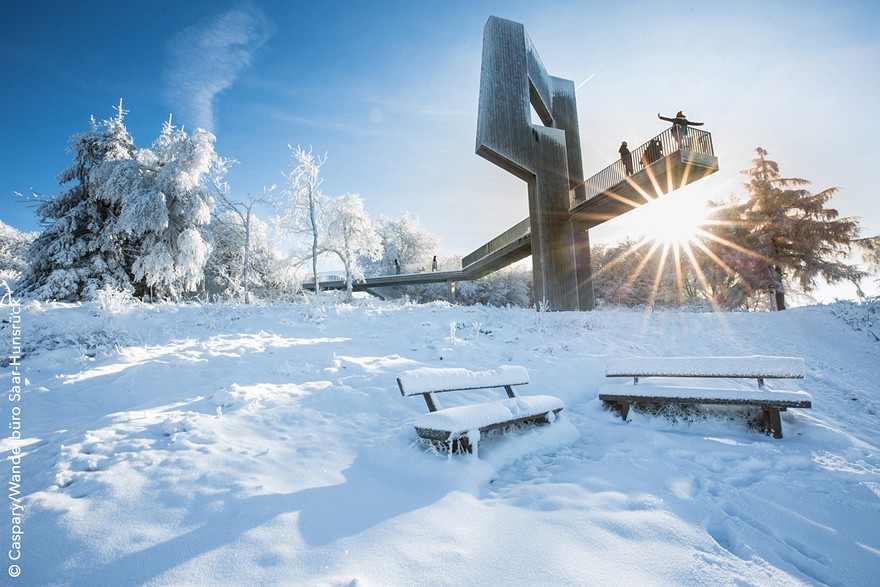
[658,111,703,148]
[619,141,633,176]
[642,137,663,165]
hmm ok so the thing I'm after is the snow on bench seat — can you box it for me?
[606,356,805,379]
[414,395,564,440]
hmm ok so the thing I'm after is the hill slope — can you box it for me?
[2,299,879,585]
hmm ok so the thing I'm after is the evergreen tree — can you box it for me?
[855,236,880,279]
[19,106,223,301]
[739,148,864,310]
[126,119,217,298]
[18,102,136,300]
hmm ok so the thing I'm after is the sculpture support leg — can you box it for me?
[572,222,595,310]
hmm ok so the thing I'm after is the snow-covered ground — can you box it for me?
[2,297,879,586]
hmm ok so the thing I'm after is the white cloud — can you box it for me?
[163,3,274,133]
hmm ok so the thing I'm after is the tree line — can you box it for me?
[2,104,877,310]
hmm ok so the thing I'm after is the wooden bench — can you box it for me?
[397,365,564,453]
[598,356,812,438]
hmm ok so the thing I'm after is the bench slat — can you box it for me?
[598,384,812,405]
[397,365,530,396]
[606,356,805,379]
[599,393,812,409]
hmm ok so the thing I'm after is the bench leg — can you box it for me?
[761,408,783,439]
[450,436,473,454]
[603,400,630,420]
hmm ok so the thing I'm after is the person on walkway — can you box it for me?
[619,141,633,176]
[431,255,438,271]
[394,259,401,275]
[658,111,703,148]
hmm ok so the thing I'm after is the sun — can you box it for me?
[638,194,710,247]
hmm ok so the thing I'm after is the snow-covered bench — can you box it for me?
[397,366,564,452]
[598,356,812,438]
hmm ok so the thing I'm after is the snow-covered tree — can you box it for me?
[89,116,220,299]
[365,211,442,276]
[590,240,665,307]
[318,193,382,301]
[0,221,37,283]
[279,146,327,293]
[204,209,280,301]
[737,148,865,310]
[18,102,136,301]
[208,155,275,303]
[18,105,224,301]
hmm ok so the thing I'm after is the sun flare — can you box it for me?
[639,195,710,247]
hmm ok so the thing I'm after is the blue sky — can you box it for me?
[2,0,879,297]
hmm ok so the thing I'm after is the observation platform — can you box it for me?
[461,127,718,274]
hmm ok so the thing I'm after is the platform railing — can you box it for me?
[577,127,714,202]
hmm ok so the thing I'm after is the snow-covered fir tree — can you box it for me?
[117,118,218,299]
[19,106,224,301]
[18,102,136,301]
[698,197,761,310]
[737,147,865,310]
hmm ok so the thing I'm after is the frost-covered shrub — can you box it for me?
[831,298,880,341]
[456,267,532,308]
[93,286,135,313]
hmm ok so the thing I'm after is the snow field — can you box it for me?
[2,298,879,585]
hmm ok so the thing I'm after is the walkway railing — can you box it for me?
[577,127,715,202]
[461,216,531,268]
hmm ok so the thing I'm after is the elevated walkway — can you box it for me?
[301,269,464,298]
